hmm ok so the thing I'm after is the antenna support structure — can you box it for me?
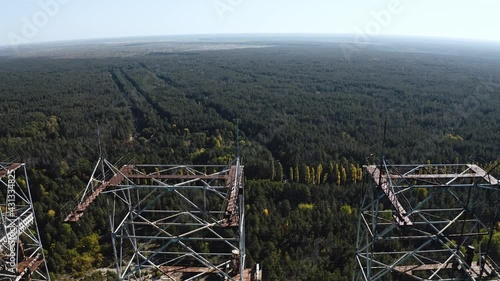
[354,160,500,281]
[0,163,51,281]
[65,157,262,281]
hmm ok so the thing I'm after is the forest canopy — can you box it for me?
[1,37,500,280]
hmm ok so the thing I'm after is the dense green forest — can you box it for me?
[1,37,500,280]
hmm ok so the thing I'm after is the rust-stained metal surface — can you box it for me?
[0,162,21,178]
[366,165,413,226]
[161,265,252,278]
[64,165,134,222]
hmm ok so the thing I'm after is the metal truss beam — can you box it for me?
[67,157,251,281]
[0,162,51,281]
[354,160,500,281]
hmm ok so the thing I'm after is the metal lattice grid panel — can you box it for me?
[66,157,253,281]
[0,163,51,281]
[354,161,500,281]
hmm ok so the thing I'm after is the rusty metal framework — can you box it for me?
[65,157,253,281]
[0,163,50,281]
[354,160,500,281]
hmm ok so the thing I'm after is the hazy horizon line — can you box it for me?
[2,32,500,49]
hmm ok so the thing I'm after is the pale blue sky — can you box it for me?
[1,0,499,46]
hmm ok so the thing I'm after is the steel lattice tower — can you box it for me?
[354,160,500,281]
[65,157,254,281]
[0,163,51,281]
